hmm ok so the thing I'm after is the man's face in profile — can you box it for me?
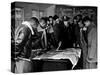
[40,20,46,28]
[30,20,37,28]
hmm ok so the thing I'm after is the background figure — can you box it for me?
[72,14,82,48]
[47,16,58,49]
[49,16,53,26]
[59,16,74,49]
[83,16,97,69]
[53,15,64,48]
[74,15,87,69]
[38,17,48,49]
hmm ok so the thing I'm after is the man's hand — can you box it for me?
[56,41,62,51]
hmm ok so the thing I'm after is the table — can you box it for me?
[33,48,81,69]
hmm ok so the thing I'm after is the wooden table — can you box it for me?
[32,48,81,71]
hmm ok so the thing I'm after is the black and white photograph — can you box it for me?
[11,1,97,73]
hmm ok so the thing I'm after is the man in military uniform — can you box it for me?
[12,17,42,73]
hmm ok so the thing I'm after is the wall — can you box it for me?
[13,2,55,29]
[45,5,56,17]
[55,5,97,24]
[15,2,54,20]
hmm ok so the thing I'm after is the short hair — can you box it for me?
[49,16,52,18]
[76,14,82,22]
[62,16,70,21]
[30,17,39,24]
[45,17,49,21]
[82,16,92,23]
[73,15,77,20]
[53,15,59,20]
[40,17,47,23]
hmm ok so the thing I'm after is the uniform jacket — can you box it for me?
[15,21,42,58]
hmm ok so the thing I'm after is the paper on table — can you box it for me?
[33,48,81,69]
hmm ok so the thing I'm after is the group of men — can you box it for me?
[11,14,97,73]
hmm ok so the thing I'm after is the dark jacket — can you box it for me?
[54,22,74,49]
[14,22,42,59]
[53,21,64,42]
[72,23,80,45]
[60,23,74,49]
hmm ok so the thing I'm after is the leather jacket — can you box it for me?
[14,23,42,59]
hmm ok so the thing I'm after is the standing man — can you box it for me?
[47,16,58,49]
[72,14,83,48]
[60,16,74,49]
[53,15,64,49]
[82,16,97,69]
[37,17,48,49]
[14,17,41,73]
